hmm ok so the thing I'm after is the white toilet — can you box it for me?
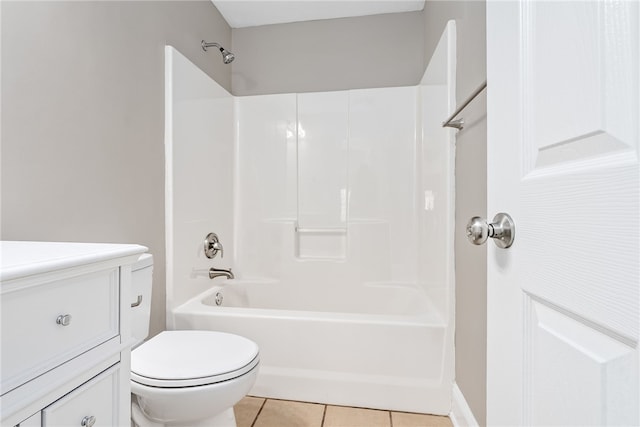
[130,254,260,427]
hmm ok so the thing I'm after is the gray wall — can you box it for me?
[1,0,232,338]
[231,11,425,96]
[423,1,487,425]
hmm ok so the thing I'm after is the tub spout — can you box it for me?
[209,267,234,280]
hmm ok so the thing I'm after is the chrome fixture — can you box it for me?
[201,40,235,64]
[204,232,224,259]
[56,314,72,326]
[81,416,96,427]
[466,213,515,249]
[209,267,234,280]
[214,292,223,306]
[131,295,143,308]
[442,80,487,130]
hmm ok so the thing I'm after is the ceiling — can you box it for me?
[212,1,425,28]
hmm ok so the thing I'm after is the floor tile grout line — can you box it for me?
[320,403,327,427]
[250,397,268,427]
[240,397,452,427]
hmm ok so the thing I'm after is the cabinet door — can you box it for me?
[42,364,120,427]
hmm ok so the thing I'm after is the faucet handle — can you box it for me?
[212,241,224,258]
[204,232,224,259]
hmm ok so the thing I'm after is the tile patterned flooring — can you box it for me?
[234,397,453,427]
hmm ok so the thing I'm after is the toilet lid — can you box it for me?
[131,330,260,388]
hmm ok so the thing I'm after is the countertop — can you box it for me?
[0,241,148,282]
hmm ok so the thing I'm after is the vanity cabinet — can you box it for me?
[0,241,147,427]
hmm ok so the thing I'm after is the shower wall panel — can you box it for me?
[165,47,235,318]
[234,94,297,279]
[419,84,453,315]
[296,91,349,259]
[297,91,349,231]
[348,87,418,282]
[236,87,422,295]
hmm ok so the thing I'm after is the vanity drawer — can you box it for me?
[42,364,120,427]
[1,269,119,394]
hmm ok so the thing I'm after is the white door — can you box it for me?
[486,1,639,426]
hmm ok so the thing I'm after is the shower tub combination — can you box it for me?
[173,280,450,413]
[165,21,456,416]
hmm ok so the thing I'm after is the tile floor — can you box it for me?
[234,397,453,427]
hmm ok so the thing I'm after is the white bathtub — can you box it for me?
[172,280,451,414]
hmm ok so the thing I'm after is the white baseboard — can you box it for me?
[450,383,480,427]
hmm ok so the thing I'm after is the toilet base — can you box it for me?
[165,408,236,427]
[132,397,237,427]
[202,408,237,427]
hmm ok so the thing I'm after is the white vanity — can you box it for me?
[0,241,147,426]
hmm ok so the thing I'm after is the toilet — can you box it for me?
[130,254,260,427]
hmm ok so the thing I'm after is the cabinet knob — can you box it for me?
[81,415,96,427]
[56,314,72,326]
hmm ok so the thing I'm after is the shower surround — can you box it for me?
[165,22,456,415]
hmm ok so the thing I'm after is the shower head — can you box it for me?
[221,50,235,64]
[201,40,235,64]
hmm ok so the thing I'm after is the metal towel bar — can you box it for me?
[442,80,487,130]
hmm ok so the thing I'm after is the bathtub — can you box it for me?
[172,280,452,414]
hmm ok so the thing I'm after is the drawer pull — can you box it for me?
[56,314,72,326]
[81,415,96,427]
[131,295,143,308]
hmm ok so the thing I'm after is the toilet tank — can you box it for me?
[131,253,153,347]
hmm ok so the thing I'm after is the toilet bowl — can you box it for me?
[130,255,260,427]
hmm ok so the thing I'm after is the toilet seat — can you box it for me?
[131,330,259,388]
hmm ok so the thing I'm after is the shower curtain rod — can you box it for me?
[442,80,487,130]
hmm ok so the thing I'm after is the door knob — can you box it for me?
[466,213,515,249]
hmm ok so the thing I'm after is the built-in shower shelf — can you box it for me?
[295,226,347,259]
[295,227,347,235]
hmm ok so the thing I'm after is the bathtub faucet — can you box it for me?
[209,267,234,280]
